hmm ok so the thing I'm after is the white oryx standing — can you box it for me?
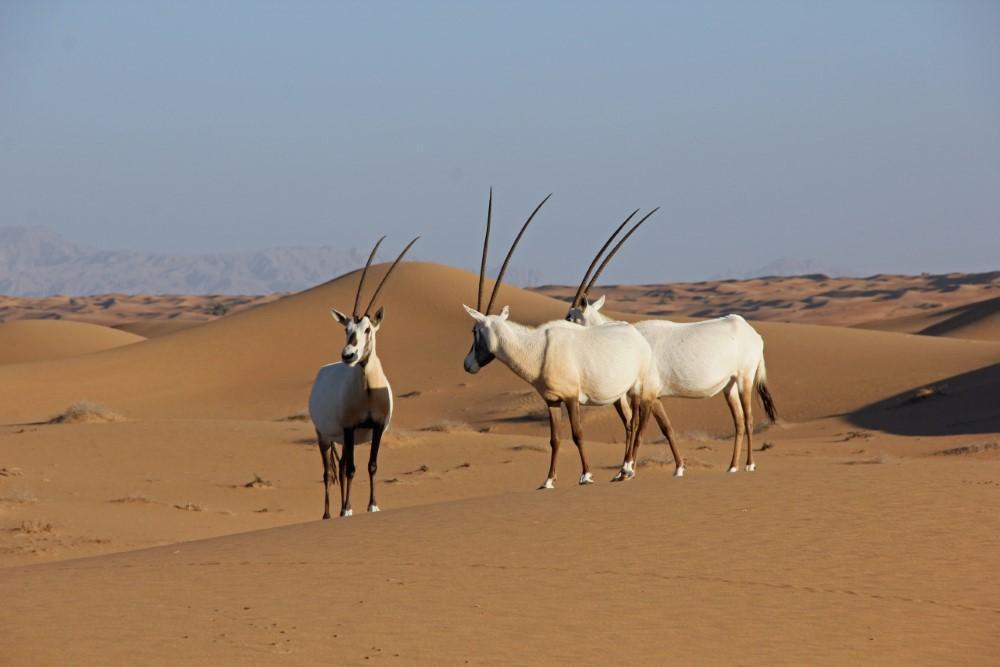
[309,236,418,519]
[462,190,661,489]
[565,223,777,479]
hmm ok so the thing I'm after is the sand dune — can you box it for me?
[112,320,206,338]
[0,320,145,365]
[0,263,996,434]
[1,261,998,664]
[533,270,998,329]
[856,295,1000,342]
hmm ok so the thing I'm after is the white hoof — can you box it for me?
[611,470,625,482]
[539,478,555,490]
[745,463,756,472]
[368,504,380,513]
[727,466,738,474]
[579,472,594,485]
[340,508,353,517]
[674,466,685,478]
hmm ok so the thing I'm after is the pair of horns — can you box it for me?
[352,236,420,319]
[571,207,660,308]
[476,188,552,315]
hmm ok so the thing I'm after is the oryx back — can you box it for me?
[636,314,763,397]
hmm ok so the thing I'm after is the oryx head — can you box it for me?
[565,206,659,326]
[565,294,607,326]
[463,188,551,374]
[331,235,419,367]
[332,307,383,367]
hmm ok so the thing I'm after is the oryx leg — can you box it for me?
[340,428,357,516]
[724,380,747,473]
[614,393,642,481]
[612,397,633,479]
[367,423,384,512]
[317,431,333,520]
[628,400,654,477]
[651,401,685,477]
[739,376,756,472]
[565,398,592,485]
[541,400,562,490]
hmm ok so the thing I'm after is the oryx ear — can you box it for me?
[331,308,351,326]
[371,306,384,328]
[462,304,487,322]
[498,305,510,320]
[592,294,606,310]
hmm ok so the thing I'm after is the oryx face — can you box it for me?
[332,307,383,367]
[566,294,606,326]
[462,304,508,374]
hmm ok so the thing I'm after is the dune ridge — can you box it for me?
[0,320,145,365]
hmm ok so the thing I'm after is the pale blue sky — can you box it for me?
[1,1,997,282]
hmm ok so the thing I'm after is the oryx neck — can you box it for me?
[491,319,545,383]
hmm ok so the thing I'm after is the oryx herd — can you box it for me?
[309,192,777,518]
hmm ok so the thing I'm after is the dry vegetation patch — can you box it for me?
[12,520,53,535]
[244,474,273,489]
[49,401,125,424]
[420,420,474,433]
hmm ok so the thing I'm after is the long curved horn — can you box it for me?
[363,237,420,316]
[584,207,659,296]
[477,188,492,312]
[485,193,552,315]
[353,236,386,318]
[571,209,639,308]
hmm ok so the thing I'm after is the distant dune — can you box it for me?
[0,320,144,365]
[855,295,1000,342]
[533,270,999,340]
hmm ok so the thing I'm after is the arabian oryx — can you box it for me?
[309,236,418,518]
[462,190,661,489]
[565,220,777,479]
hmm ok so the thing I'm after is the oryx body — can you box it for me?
[568,296,777,477]
[462,191,660,489]
[309,236,418,519]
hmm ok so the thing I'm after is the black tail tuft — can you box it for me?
[757,382,778,423]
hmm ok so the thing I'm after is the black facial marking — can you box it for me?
[471,327,495,367]
[348,330,358,346]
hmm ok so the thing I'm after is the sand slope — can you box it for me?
[1,262,998,664]
[3,450,998,665]
[0,320,145,365]
[0,263,996,436]
[856,295,1000,342]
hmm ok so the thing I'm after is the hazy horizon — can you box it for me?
[2,1,998,284]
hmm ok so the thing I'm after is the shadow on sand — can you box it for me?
[847,363,1000,436]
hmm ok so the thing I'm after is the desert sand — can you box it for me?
[1,263,998,664]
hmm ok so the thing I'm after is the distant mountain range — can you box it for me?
[713,257,853,280]
[0,226,361,295]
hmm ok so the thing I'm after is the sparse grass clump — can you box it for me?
[420,420,474,433]
[244,474,273,489]
[276,412,310,422]
[49,401,125,424]
[173,502,204,512]
[14,520,53,534]
[109,495,154,504]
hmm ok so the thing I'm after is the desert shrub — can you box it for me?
[49,401,125,424]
